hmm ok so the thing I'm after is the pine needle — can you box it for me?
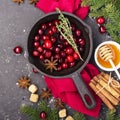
[73,112,86,120]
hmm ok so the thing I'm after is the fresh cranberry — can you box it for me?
[50,36,56,43]
[67,55,74,63]
[64,41,69,46]
[39,54,44,60]
[57,43,63,49]
[54,47,60,53]
[34,41,40,47]
[38,29,43,35]
[33,50,39,57]
[41,24,47,30]
[60,51,66,57]
[42,35,49,41]
[69,62,75,67]
[54,54,60,59]
[44,50,52,58]
[54,19,60,25]
[51,25,58,33]
[99,26,106,33]
[75,29,81,37]
[58,58,63,63]
[48,22,52,27]
[78,38,85,46]
[13,46,23,54]
[59,35,65,41]
[66,47,74,55]
[57,66,62,71]
[34,35,40,41]
[79,47,84,52]
[62,63,68,69]
[73,52,79,60]
[37,46,43,52]
[96,16,105,25]
[44,39,52,49]
[71,24,75,31]
[47,29,53,36]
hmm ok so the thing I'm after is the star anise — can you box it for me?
[44,57,58,72]
[12,0,24,5]
[18,76,30,88]
[54,98,65,109]
[29,0,38,4]
[40,88,52,100]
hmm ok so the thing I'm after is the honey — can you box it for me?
[97,44,120,68]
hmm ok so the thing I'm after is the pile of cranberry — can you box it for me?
[32,19,86,72]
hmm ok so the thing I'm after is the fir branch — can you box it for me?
[56,8,83,61]
[106,110,115,120]
[20,105,40,120]
[73,112,86,120]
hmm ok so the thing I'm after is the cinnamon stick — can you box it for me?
[100,72,120,94]
[97,77,120,98]
[96,84,119,105]
[89,81,115,110]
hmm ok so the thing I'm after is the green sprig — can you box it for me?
[56,8,83,61]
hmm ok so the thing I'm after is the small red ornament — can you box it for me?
[39,111,47,119]
[99,26,106,33]
[96,16,105,25]
[13,46,23,54]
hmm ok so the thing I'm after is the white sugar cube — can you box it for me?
[29,93,39,103]
[65,116,74,120]
[28,84,38,93]
[59,109,67,118]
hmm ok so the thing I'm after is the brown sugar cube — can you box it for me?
[29,93,39,103]
[28,84,38,93]
[59,109,67,118]
[65,116,74,120]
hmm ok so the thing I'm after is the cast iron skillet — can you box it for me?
[28,12,96,109]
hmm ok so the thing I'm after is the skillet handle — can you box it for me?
[72,72,96,109]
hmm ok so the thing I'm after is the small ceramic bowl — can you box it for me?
[94,41,120,71]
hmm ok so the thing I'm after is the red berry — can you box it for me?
[44,39,52,49]
[54,47,60,53]
[57,66,62,71]
[71,24,75,31]
[47,29,53,35]
[33,50,39,57]
[62,63,68,69]
[96,16,105,25]
[54,54,60,59]
[37,46,43,52]
[48,22,52,27]
[38,29,43,35]
[66,47,74,55]
[51,25,58,33]
[13,46,23,54]
[39,54,44,60]
[41,24,47,30]
[54,19,60,25]
[78,38,85,46]
[73,52,79,60]
[75,29,81,37]
[39,111,47,119]
[32,68,38,73]
[69,62,75,67]
[44,50,52,58]
[67,55,74,63]
[34,41,40,47]
[50,36,56,43]
[42,35,49,41]
[34,35,40,41]
[99,26,106,33]
[60,51,66,57]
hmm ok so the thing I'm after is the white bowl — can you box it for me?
[94,41,120,71]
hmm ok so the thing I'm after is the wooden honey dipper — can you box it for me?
[98,44,120,79]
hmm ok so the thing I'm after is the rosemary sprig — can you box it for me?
[56,8,83,61]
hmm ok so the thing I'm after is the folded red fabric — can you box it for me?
[36,0,89,19]
[44,64,102,117]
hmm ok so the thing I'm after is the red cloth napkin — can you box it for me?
[44,64,102,117]
[36,0,89,19]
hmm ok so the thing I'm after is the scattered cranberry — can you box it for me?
[39,54,44,60]
[54,47,60,53]
[34,35,40,41]
[41,24,47,30]
[78,38,85,46]
[69,62,75,67]
[96,16,105,25]
[42,35,49,41]
[57,66,62,71]
[73,52,79,60]
[13,46,23,54]
[44,50,52,58]
[60,51,66,57]
[62,63,68,69]
[99,26,106,33]
[54,54,60,59]
[38,29,43,35]
[48,29,53,36]
[50,36,56,43]
[51,25,58,33]
[39,111,47,119]
[54,19,60,25]
[48,22,52,27]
